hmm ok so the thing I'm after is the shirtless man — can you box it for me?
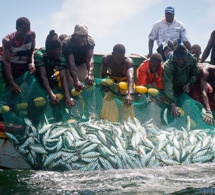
[101,44,134,105]
[2,17,36,94]
[197,63,215,124]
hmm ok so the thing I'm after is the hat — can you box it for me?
[74,24,88,35]
[45,30,62,50]
[165,6,175,14]
[173,45,188,58]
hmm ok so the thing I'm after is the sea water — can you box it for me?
[0,163,215,195]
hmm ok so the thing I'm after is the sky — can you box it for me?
[0,0,214,59]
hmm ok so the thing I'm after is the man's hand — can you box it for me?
[29,63,36,74]
[124,93,133,105]
[49,94,59,105]
[74,80,84,91]
[11,83,21,94]
[183,83,191,93]
[171,103,181,117]
[85,75,94,85]
[65,97,76,108]
[203,110,214,125]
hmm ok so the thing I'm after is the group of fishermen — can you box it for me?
[1,5,215,126]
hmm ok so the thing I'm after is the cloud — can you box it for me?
[51,0,159,38]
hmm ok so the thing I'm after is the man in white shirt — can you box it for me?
[147,6,191,58]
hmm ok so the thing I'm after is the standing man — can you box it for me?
[2,17,36,94]
[34,30,76,108]
[101,44,134,105]
[147,6,191,58]
[62,24,95,90]
[162,44,198,117]
[200,30,215,65]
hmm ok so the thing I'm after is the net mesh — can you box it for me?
[1,72,215,171]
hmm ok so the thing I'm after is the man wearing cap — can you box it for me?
[162,44,198,117]
[62,24,95,90]
[136,53,163,90]
[147,6,191,58]
[34,30,76,108]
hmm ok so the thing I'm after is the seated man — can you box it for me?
[34,30,76,108]
[2,17,36,94]
[162,44,198,117]
[101,44,134,105]
[62,24,95,90]
[136,53,163,90]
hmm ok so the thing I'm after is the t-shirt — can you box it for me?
[34,48,67,81]
[5,31,34,78]
[62,34,95,66]
[136,59,163,90]
[149,19,189,47]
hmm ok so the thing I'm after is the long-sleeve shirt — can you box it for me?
[162,53,198,103]
[136,59,163,90]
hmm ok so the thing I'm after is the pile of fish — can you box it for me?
[5,115,215,171]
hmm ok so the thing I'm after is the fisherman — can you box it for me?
[200,30,215,65]
[189,63,215,125]
[101,44,134,105]
[62,24,95,90]
[34,30,76,108]
[147,6,191,58]
[136,53,163,90]
[162,43,198,117]
[2,17,36,94]
[191,44,202,62]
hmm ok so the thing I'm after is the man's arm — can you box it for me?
[28,31,36,73]
[85,48,94,85]
[147,39,154,58]
[59,69,76,107]
[66,53,84,91]
[200,34,213,63]
[125,58,134,105]
[101,56,108,78]
[200,70,214,124]
[162,62,180,117]
[2,36,21,93]
[37,66,58,105]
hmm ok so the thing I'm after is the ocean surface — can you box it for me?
[1,163,215,195]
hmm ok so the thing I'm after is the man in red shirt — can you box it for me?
[136,53,163,90]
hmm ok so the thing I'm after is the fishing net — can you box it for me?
[1,71,215,171]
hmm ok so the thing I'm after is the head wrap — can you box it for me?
[173,45,188,58]
[74,24,88,35]
[45,30,62,50]
[165,6,175,14]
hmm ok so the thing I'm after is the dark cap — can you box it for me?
[173,45,188,58]
[165,6,175,14]
[45,30,62,51]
